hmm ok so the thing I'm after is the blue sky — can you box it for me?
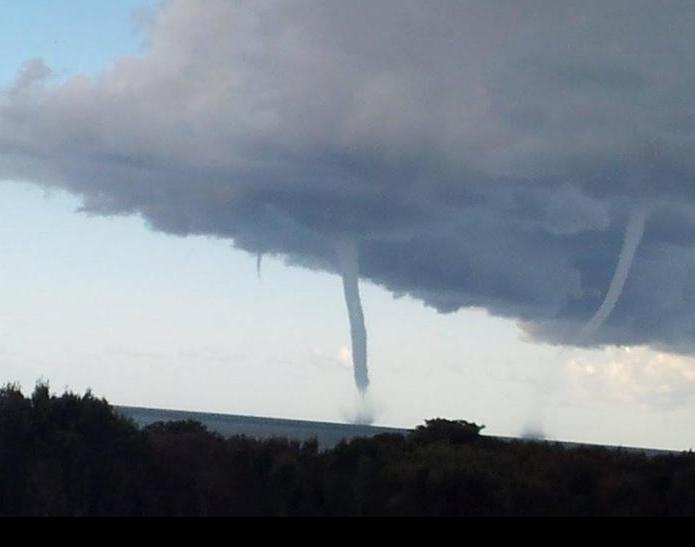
[0,0,156,85]
[2,1,694,450]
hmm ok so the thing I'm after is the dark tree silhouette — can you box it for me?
[1,382,695,516]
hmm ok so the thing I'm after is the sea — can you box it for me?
[115,405,680,457]
[116,406,410,450]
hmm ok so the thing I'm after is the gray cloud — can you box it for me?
[2,0,695,352]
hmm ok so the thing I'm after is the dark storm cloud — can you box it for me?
[2,0,695,351]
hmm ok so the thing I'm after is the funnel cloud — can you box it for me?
[579,210,649,344]
[336,240,369,395]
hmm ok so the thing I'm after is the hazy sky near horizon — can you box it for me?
[2,1,695,451]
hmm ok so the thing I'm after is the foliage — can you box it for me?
[1,383,695,516]
[411,418,485,446]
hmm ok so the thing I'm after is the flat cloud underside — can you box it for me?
[2,0,695,353]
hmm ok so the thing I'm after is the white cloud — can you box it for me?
[337,346,352,369]
[566,346,695,408]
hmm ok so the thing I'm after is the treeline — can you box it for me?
[1,383,695,516]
